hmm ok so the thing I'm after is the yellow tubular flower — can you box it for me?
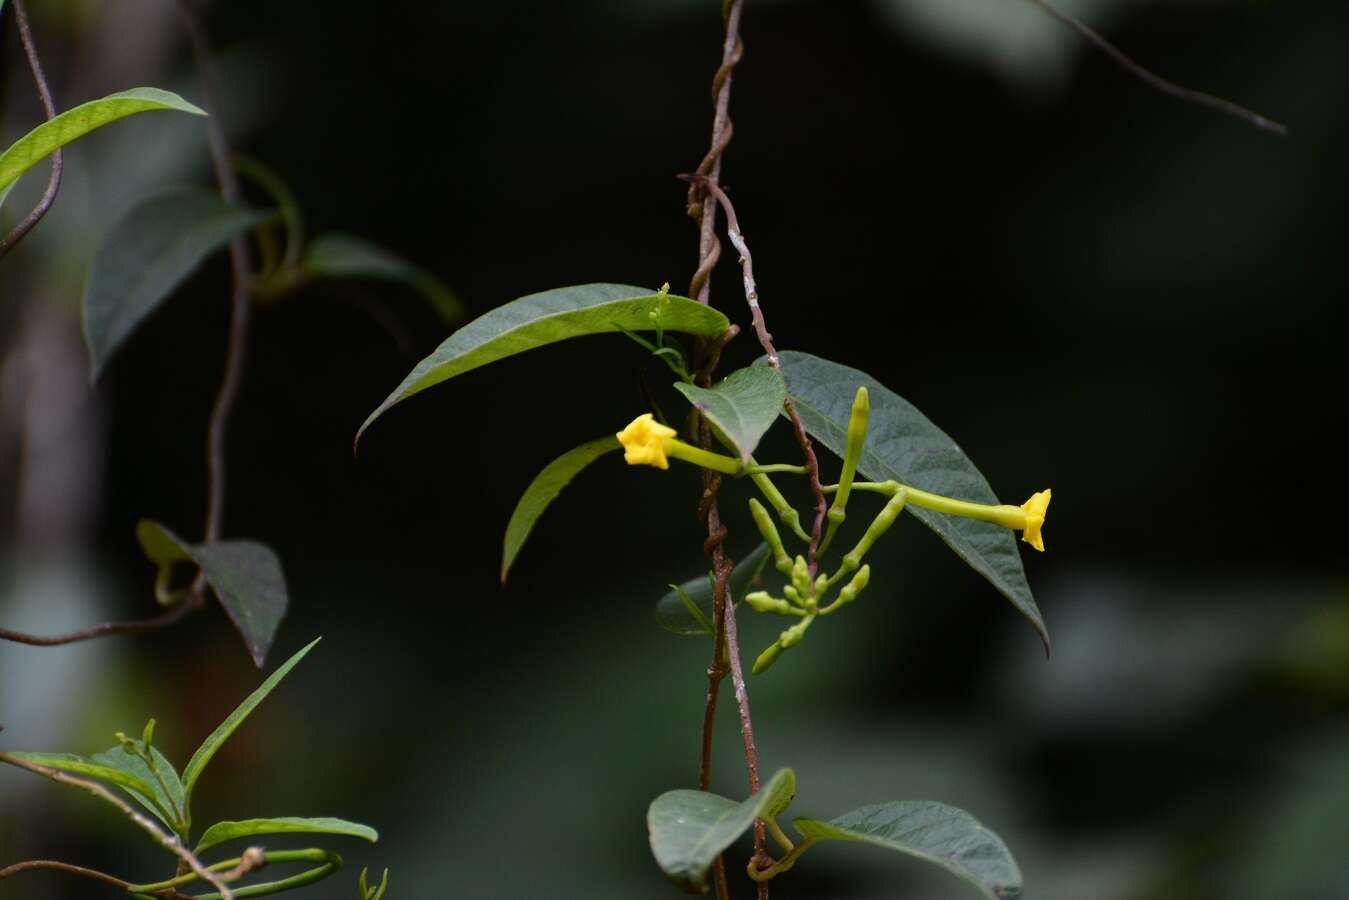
[616,414,677,469]
[1020,489,1052,552]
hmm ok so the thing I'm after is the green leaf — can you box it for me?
[794,801,1022,900]
[648,768,796,893]
[196,817,378,854]
[302,232,463,323]
[357,284,729,445]
[656,543,772,637]
[0,88,204,194]
[181,637,320,806]
[501,436,620,583]
[136,520,289,668]
[83,189,269,379]
[673,366,786,463]
[8,746,187,835]
[765,351,1048,649]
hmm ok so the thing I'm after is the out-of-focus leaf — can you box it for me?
[357,284,729,445]
[136,520,289,668]
[83,190,267,378]
[0,88,204,194]
[181,638,320,805]
[764,352,1048,649]
[656,543,771,637]
[501,436,620,583]
[648,768,796,892]
[674,366,786,463]
[8,745,187,835]
[303,232,462,323]
[794,801,1022,899]
[196,816,378,853]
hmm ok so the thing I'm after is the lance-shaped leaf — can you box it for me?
[794,801,1022,900]
[303,232,463,324]
[656,543,772,637]
[674,366,786,463]
[357,284,729,445]
[137,520,289,668]
[181,638,320,805]
[196,816,378,854]
[649,768,796,893]
[0,88,204,194]
[83,189,269,379]
[9,744,187,835]
[501,436,620,583]
[764,352,1048,650]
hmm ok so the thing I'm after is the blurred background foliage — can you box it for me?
[1,0,1345,898]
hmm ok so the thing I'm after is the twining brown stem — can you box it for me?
[0,0,64,260]
[0,3,258,648]
[0,752,233,900]
[1027,0,1286,136]
[686,2,776,898]
[686,179,828,578]
[0,860,194,899]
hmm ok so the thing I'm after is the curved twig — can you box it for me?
[0,0,64,260]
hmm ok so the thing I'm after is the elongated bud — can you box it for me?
[749,498,791,573]
[752,641,783,674]
[842,488,907,574]
[750,471,811,543]
[746,591,803,616]
[837,564,871,606]
[818,386,871,558]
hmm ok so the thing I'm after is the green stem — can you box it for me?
[666,440,742,475]
[826,481,1026,529]
[742,464,808,475]
[126,849,338,898]
[747,836,817,882]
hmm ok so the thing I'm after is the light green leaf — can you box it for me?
[674,366,786,463]
[181,638,320,806]
[83,189,267,379]
[136,520,289,668]
[357,284,729,445]
[794,801,1022,899]
[648,768,796,893]
[656,543,772,637]
[765,352,1048,649]
[303,232,463,324]
[8,746,186,835]
[501,436,620,583]
[196,816,378,854]
[0,88,204,194]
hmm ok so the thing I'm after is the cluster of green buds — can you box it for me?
[616,384,1051,675]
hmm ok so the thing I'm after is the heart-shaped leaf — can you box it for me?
[303,232,462,324]
[501,436,620,583]
[674,366,786,463]
[357,284,730,445]
[764,352,1048,650]
[136,520,289,667]
[794,801,1022,899]
[83,189,269,379]
[0,88,204,195]
[181,638,320,806]
[196,816,378,854]
[656,542,772,637]
[648,768,796,893]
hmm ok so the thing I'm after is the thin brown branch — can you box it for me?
[1027,0,1286,136]
[0,752,234,899]
[0,596,199,646]
[0,859,194,899]
[0,0,64,260]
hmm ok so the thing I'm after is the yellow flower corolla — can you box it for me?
[1020,489,1052,552]
[616,414,677,469]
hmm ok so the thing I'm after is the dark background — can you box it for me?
[2,1,1346,898]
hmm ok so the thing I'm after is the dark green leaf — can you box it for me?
[501,436,620,583]
[648,768,796,893]
[765,352,1048,649]
[83,189,269,379]
[0,88,204,194]
[794,801,1022,899]
[196,816,378,854]
[181,638,320,806]
[357,284,729,445]
[8,746,186,835]
[136,520,289,667]
[303,232,463,323]
[656,543,772,637]
[673,366,786,462]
